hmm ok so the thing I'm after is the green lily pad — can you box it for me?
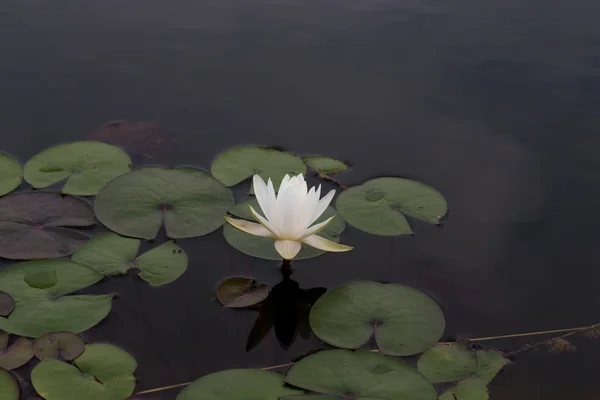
[439,377,490,400]
[0,368,19,400]
[303,156,349,176]
[0,291,15,317]
[309,281,445,356]
[285,350,437,400]
[34,331,85,361]
[0,154,22,197]
[336,177,447,236]
[223,198,345,260]
[177,369,301,400]
[216,277,269,308]
[210,146,306,189]
[94,167,233,239]
[0,332,34,370]
[23,141,132,196]
[417,343,478,383]
[281,396,339,399]
[72,233,188,286]
[0,260,113,337]
[0,192,94,259]
[32,344,137,400]
[25,269,58,290]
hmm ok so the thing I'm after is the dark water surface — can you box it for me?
[2,0,600,398]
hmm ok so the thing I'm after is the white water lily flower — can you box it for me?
[225,173,353,260]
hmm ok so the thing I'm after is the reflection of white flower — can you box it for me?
[225,173,353,260]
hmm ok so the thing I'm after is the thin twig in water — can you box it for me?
[320,174,349,190]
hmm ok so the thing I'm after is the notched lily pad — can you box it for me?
[223,198,345,260]
[217,277,269,308]
[0,332,34,370]
[0,292,15,317]
[211,146,306,189]
[285,350,437,400]
[23,141,132,196]
[72,233,188,286]
[309,281,445,356]
[34,331,85,361]
[177,369,301,400]
[0,192,94,259]
[336,177,447,236]
[32,343,137,400]
[94,167,233,239]
[0,154,22,197]
[0,368,19,400]
[303,156,349,176]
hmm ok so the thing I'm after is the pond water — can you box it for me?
[1,0,600,398]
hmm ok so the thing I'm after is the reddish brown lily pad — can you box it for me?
[0,192,94,259]
[0,332,34,370]
[89,121,178,158]
[217,277,269,308]
[0,292,15,317]
[33,331,85,361]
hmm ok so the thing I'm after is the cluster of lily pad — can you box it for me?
[0,133,505,400]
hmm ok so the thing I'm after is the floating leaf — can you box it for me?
[0,368,19,400]
[89,121,178,155]
[94,167,233,239]
[0,292,15,317]
[210,146,306,189]
[177,369,301,400]
[336,177,447,235]
[72,233,188,286]
[439,377,490,400]
[417,343,478,383]
[0,192,94,259]
[303,156,349,176]
[34,331,85,361]
[223,199,345,260]
[217,277,269,308]
[32,344,137,400]
[285,350,437,400]
[0,154,22,197]
[0,332,34,370]
[23,141,132,196]
[0,260,113,337]
[24,270,58,290]
[309,281,445,356]
[280,396,338,400]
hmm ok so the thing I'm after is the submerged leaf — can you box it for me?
[336,177,447,235]
[0,154,22,197]
[23,141,132,196]
[0,192,94,259]
[89,121,178,155]
[309,281,445,356]
[217,277,269,308]
[211,146,306,189]
[34,331,85,361]
[94,167,233,239]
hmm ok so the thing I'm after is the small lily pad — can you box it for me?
[223,198,345,260]
[285,350,437,400]
[280,396,339,399]
[303,156,349,176]
[32,344,137,400]
[72,233,188,286]
[217,277,269,308]
[0,368,19,400]
[211,146,306,189]
[89,121,178,155]
[309,281,445,356]
[0,332,34,370]
[439,377,490,400]
[417,343,478,383]
[0,192,94,259]
[336,177,447,235]
[0,154,22,197]
[34,331,85,361]
[177,369,301,400]
[23,141,132,196]
[0,260,113,337]
[94,167,234,239]
[24,269,58,290]
[0,292,15,317]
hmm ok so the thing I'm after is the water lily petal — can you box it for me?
[300,215,335,239]
[249,205,281,237]
[225,217,274,238]
[276,186,302,237]
[310,189,336,225]
[274,240,302,259]
[297,186,317,230]
[266,178,277,215]
[253,174,273,221]
[302,234,353,252]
